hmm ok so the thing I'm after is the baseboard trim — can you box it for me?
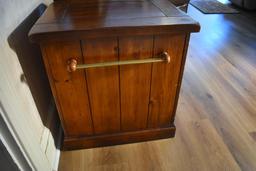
[63,126,176,150]
[52,123,63,171]
[52,149,60,171]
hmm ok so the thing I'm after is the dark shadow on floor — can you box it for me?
[7,4,61,148]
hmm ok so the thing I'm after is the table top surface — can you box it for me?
[29,0,200,42]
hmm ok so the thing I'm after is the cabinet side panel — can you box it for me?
[148,34,186,128]
[82,38,120,134]
[42,41,93,136]
[119,36,153,131]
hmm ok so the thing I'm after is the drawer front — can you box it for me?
[42,34,186,137]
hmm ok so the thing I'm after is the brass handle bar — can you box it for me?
[67,52,170,72]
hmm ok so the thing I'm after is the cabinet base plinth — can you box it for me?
[63,126,176,150]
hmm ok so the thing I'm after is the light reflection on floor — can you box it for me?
[187,4,234,57]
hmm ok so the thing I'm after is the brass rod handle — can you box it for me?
[67,52,170,72]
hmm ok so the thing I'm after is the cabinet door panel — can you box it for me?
[82,38,120,134]
[43,41,93,136]
[119,36,153,131]
[148,34,186,128]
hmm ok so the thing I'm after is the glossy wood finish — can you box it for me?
[60,35,185,149]
[149,34,186,128]
[82,38,121,134]
[41,41,93,136]
[31,0,199,149]
[64,127,175,150]
[58,4,256,171]
[119,36,153,131]
[56,0,190,12]
[29,0,200,42]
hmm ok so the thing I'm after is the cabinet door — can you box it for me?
[82,38,121,134]
[119,36,153,131]
[42,41,93,137]
[148,34,186,128]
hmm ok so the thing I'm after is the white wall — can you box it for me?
[0,0,61,170]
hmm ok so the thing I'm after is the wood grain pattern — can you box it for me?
[33,0,200,150]
[82,38,121,134]
[148,34,186,128]
[67,1,165,19]
[63,127,175,150]
[59,4,256,171]
[119,36,153,131]
[42,41,93,136]
[28,0,200,42]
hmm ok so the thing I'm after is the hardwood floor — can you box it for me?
[58,4,256,171]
